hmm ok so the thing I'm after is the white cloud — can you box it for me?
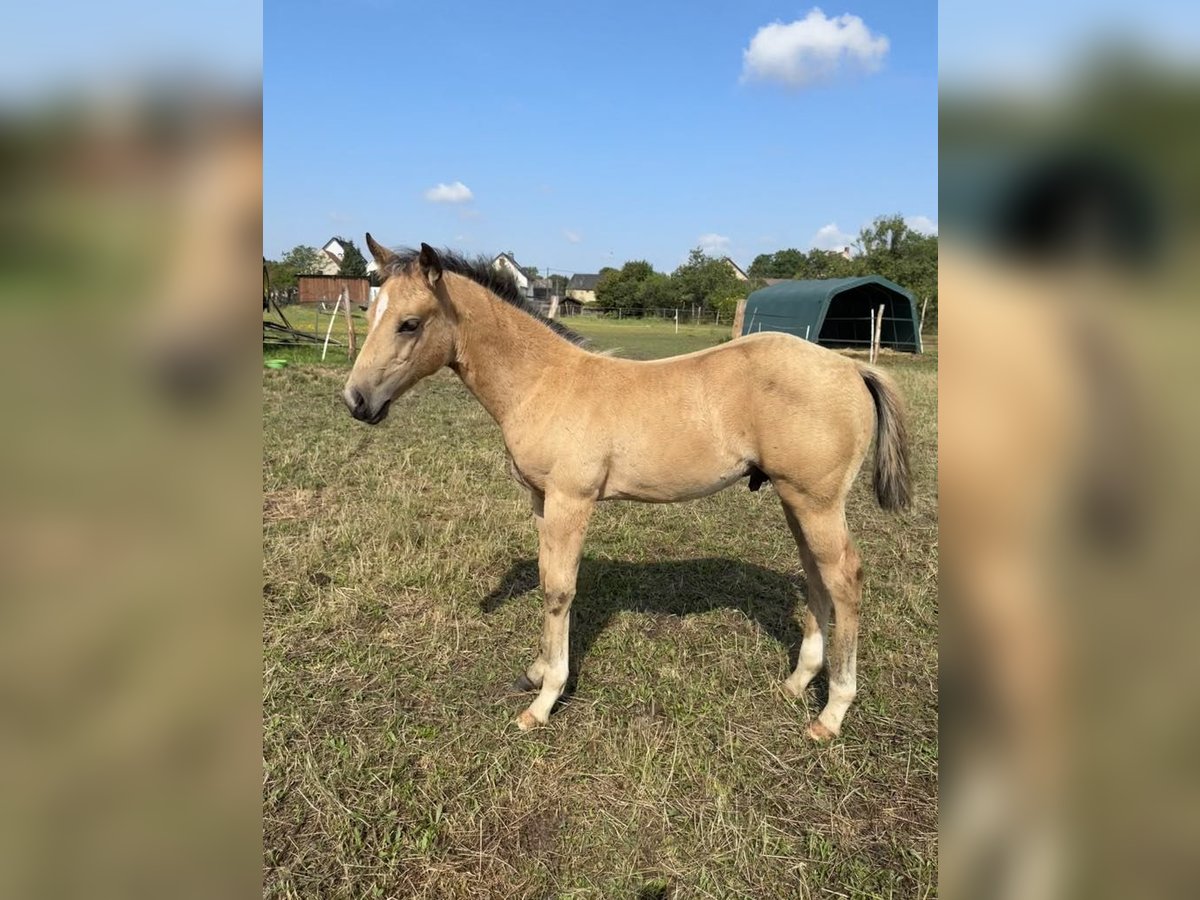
[906,215,938,235]
[697,232,731,255]
[563,229,582,244]
[423,181,474,204]
[810,222,856,251]
[742,9,889,88]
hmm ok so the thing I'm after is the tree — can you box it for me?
[264,259,292,298]
[638,272,681,310]
[855,214,915,257]
[595,260,656,312]
[801,248,863,280]
[265,245,325,298]
[748,248,806,279]
[671,248,750,312]
[747,214,938,328]
[546,274,570,296]
[282,245,325,276]
[335,237,368,277]
[853,214,938,328]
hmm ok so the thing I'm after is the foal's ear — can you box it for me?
[365,232,397,270]
[418,243,443,288]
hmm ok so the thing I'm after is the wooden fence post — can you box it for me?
[871,304,885,363]
[341,287,356,359]
[731,297,747,340]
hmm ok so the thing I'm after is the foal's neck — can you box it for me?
[446,276,585,431]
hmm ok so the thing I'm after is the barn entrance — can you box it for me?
[817,282,916,351]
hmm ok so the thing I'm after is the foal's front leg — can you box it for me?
[516,491,592,730]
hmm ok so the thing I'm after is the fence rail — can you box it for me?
[574,307,726,326]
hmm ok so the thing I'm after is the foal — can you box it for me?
[343,237,910,740]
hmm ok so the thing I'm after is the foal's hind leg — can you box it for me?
[780,502,832,699]
[778,491,863,741]
[804,506,863,740]
[516,491,593,730]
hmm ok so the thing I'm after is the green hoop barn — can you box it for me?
[741,276,922,353]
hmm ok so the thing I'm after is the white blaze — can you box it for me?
[373,293,389,329]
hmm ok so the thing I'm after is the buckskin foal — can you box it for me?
[343,237,910,740]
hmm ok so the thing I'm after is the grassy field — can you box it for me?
[263,317,938,898]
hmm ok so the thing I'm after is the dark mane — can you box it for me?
[381,247,587,348]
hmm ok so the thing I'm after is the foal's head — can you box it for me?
[342,235,456,424]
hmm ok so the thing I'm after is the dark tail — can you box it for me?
[857,364,912,511]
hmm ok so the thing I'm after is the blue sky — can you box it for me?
[2,1,259,102]
[940,0,1200,89]
[265,1,936,274]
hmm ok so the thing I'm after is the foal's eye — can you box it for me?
[398,318,421,334]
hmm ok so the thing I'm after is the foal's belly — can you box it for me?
[594,405,756,502]
[599,456,751,503]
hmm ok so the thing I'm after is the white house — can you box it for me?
[491,252,535,300]
[320,236,380,277]
[319,237,348,275]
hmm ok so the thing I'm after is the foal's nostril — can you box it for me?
[343,387,367,417]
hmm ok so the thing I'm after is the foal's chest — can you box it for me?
[505,448,544,493]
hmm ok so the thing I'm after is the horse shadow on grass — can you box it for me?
[481,557,823,705]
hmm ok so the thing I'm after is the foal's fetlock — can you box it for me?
[782,673,814,698]
[511,672,541,693]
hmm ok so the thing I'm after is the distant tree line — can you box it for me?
[593,214,938,327]
[748,214,938,327]
[264,216,938,326]
[594,249,752,318]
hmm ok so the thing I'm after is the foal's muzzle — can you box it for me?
[343,387,392,425]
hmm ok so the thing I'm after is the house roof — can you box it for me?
[567,273,601,290]
[491,252,533,282]
[322,237,348,259]
[721,257,748,280]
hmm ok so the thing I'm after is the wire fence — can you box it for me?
[741,313,922,352]
[571,306,727,326]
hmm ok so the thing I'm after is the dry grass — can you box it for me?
[263,320,937,898]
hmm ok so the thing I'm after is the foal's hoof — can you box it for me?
[511,673,538,693]
[805,720,837,742]
[515,710,542,731]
